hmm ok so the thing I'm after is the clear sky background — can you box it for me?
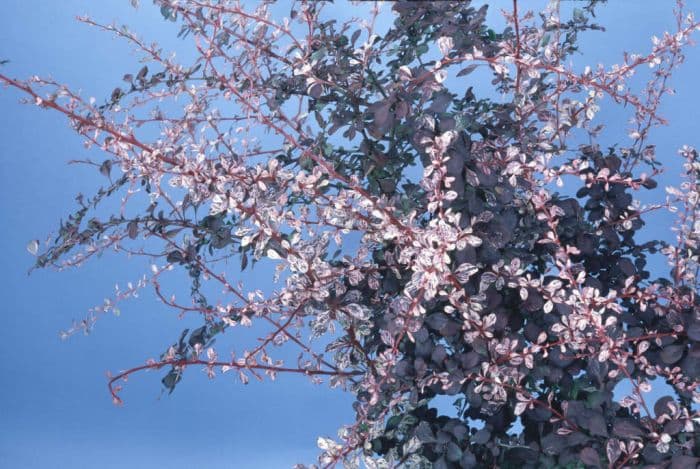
[1,1,699,468]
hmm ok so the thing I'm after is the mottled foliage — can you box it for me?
[4,1,700,467]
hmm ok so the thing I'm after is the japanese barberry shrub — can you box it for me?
[4,0,700,467]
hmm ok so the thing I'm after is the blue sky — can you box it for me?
[1,1,699,468]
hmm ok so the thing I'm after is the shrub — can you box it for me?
[4,1,700,466]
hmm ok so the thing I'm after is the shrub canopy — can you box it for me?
[4,1,700,467]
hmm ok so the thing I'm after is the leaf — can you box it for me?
[660,344,685,364]
[580,447,600,468]
[385,415,402,431]
[374,102,391,129]
[687,322,700,342]
[127,221,138,240]
[460,352,481,370]
[317,436,337,451]
[425,312,448,331]
[612,419,644,439]
[583,412,608,437]
[540,433,566,455]
[654,396,675,417]
[26,239,39,256]
[160,6,175,20]
[449,423,467,440]
[164,228,182,239]
[161,368,181,393]
[266,249,282,260]
[99,160,113,178]
[307,83,323,99]
[514,401,528,416]
[457,65,478,77]
[445,442,462,462]
[378,178,396,194]
[664,419,684,436]
[188,326,207,347]
[460,450,477,468]
[671,455,699,469]
[110,87,122,102]
[310,47,327,62]
[345,303,367,320]
[136,65,148,80]
[415,422,435,443]
[166,251,183,264]
[606,439,621,466]
[350,29,361,46]
[472,428,490,445]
